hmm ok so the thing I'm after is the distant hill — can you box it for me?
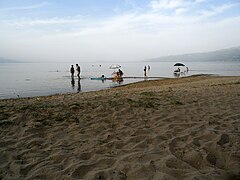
[147,47,240,62]
[0,57,21,63]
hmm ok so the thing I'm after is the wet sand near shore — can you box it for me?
[0,75,240,179]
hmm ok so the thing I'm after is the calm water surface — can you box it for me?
[0,61,239,99]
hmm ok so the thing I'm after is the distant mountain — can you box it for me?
[0,57,21,63]
[147,47,240,62]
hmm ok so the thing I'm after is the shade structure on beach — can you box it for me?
[174,63,185,67]
[109,64,121,69]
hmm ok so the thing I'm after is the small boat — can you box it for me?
[90,77,107,80]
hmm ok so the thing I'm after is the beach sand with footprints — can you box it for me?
[0,75,240,179]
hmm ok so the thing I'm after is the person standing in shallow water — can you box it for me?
[70,65,74,78]
[76,64,81,78]
[144,66,147,77]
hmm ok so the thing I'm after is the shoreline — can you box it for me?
[0,74,224,100]
[0,75,240,179]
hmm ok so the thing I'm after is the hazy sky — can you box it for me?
[0,0,240,62]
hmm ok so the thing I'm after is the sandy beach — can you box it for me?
[0,75,240,179]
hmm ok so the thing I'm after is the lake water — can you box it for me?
[0,61,239,99]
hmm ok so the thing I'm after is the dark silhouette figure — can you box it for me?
[101,74,106,83]
[101,74,105,79]
[118,69,123,77]
[144,66,147,77]
[70,65,74,78]
[76,64,80,78]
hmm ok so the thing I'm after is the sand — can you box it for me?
[0,75,240,179]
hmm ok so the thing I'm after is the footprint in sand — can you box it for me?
[217,134,229,147]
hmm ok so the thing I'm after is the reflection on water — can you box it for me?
[71,77,75,89]
[112,78,123,84]
[71,77,81,92]
[174,73,180,78]
[77,79,81,93]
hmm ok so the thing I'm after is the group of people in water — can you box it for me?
[70,64,152,80]
[70,64,81,92]
[70,64,81,78]
[70,64,124,80]
[144,65,151,77]
[112,69,124,79]
[68,63,190,90]
[173,66,189,77]
[69,64,125,88]
[70,63,190,80]
[174,67,189,73]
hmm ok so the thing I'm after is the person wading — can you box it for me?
[76,64,81,78]
[70,65,74,78]
[144,66,147,77]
